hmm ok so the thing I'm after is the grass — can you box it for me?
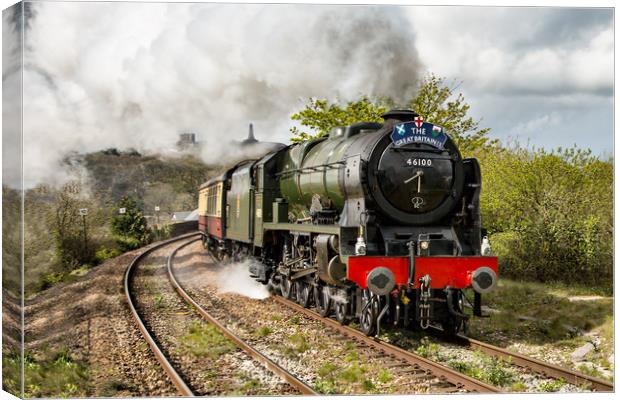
[467,279,613,346]
[241,378,260,391]
[3,347,90,398]
[314,379,338,394]
[537,378,566,392]
[485,358,515,387]
[315,360,376,394]
[448,360,484,380]
[285,332,310,355]
[230,372,262,395]
[181,323,236,358]
[153,294,166,309]
[415,337,440,360]
[338,363,365,382]
[578,363,607,379]
[344,351,359,362]
[377,369,392,384]
[255,326,273,337]
[448,355,514,387]
[318,362,338,377]
[312,352,399,394]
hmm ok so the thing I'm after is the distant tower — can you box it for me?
[241,123,259,145]
[177,132,197,149]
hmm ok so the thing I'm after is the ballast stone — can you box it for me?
[571,342,595,362]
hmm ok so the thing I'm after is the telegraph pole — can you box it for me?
[78,208,89,256]
[155,205,160,227]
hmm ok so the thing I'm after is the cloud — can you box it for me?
[16,2,424,188]
[408,7,613,97]
[508,112,562,137]
[8,3,614,191]
[407,6,613,154]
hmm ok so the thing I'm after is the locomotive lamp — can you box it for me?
[481,236,492,255]
[418,234,431,256]
[355,225,367,255]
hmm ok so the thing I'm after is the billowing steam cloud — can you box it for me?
[216,261,270,300]
[9,2,422,188]
[2,4,24,188]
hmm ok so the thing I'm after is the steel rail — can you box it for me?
[168,239,318,396]
[124,233,200,397]
[272,296,500,393]
[448,331,614,392]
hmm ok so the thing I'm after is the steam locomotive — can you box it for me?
[198,109,498,335]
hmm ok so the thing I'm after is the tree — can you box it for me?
[110,196,149,250]
[407,75,493,152]
[49,182,95,270]
[289,74,494,153]
[290,96,388,143]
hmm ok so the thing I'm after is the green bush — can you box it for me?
[478,146,612,289]
[113,236,142,252]
[37,272,65,291]
[149,224,172,242]
[110,196,150,250]
[94,247,121,264]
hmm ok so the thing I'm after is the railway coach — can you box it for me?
[198,109,498,336]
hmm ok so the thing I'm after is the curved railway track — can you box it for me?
[124,233,199,396]
[166,238,317,395]
[275,294,613,393]
[125,233,315,396]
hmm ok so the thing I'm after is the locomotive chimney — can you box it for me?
[381,109,419,124]
[247,123,257,142]
[241,123,259,146]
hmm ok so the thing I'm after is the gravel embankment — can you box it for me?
[23,246,177,397]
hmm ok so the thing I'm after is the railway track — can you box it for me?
[166,238,317,395]
[125,234,316,396]
[272,295,613,393]
[269,296,499,393]
[439,329,614,392]
[127,236,611,394]
[124,233,199,396]
[188,250,499,394]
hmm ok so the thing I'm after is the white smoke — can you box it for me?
[13,2,422,188]
[2,5,23,188]
[216,260,270,300]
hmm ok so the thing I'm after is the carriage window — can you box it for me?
[206,184,222,217]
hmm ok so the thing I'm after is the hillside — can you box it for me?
[2,150,221,298]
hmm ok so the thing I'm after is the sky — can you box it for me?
[407,6,614,156]
[1,2,615,187]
